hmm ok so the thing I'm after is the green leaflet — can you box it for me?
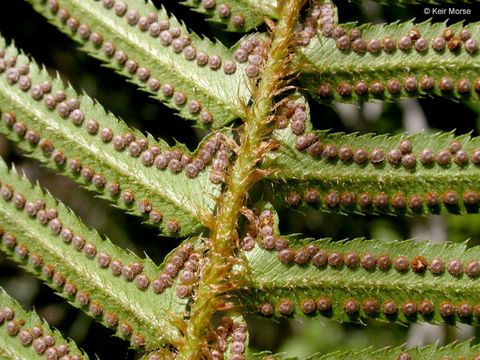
[251,341,480,360]
[238,235,480,325]
[0,36,223,237]
[0,159,189,349]
[26,0,252,128]
[298,20,480,104]
[222,315,250,359]
[0,288,89,360]
[262,127,480,216]
[181,0,277,32]
[309,342,480,360]
[141,349,175,360]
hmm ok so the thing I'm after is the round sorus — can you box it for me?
[411,256,427,273]
[327,251,343,267]
[439,301,455,317]
[393,255,409,271]
[363,298,379,315]
[457,302,473,318]
[377,254,391,270]
[401,301,417,316]
[312,250,328,267]
[418,299,434,315]
[300,299,316,314]
[316,297,332,311]
[344,252,360,268]
[465,260,480,277]
[447,258,463,276]
[382,300,398,315]
[277,299,294,315]
[398,353,411,360]
[343,299,359,314]
[428,257,444,274]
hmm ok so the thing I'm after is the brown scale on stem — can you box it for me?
[181,1,306,358]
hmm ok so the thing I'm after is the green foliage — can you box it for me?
[299,20,480,104]
[224,315,250,358]
[252,341,480,359]
[263,128,480,216]
[309,341,480,360]
[240,235,480,325]
[0,158,187,349]
[0,35,222,237]
[0,0,479,359]
[26,0,252,128]
[0,288,88,359]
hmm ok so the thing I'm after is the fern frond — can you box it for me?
[298,20,480,104]
[0,158,190,349]
[262,128,480,216]
[350,0,474,5]
[239,231,480,325]
[26,0,252,128]
[310,341,480,360]
[222,315,250,359]
[0,36,225,237]
[251,341,480,359]
[0,288,89,359]
[181,0,277,32]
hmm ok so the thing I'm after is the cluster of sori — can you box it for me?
[275,100,320,152]
[119,131,231,184]
[39,0,244,124]
[184,0,246,29]
[316,11,479,56]
[207,318,247,360]
[281,138,480,212]
[182,133,231,184]
[275,99,307,131]
[0,177,206,347]
[261,224,480,278]
[152,242,202,300]
[312,22,479,98]
[318,75,480,99]
[260,294,480,323]
[258,243,480,323]
[0,191,152,347]
[249,209,299,266]
[238,208,275,252]
[0,306,83,360]
[300,2,334,44]
[0,48,236,229]
[233,35,268,79]
[243,207,323,268]
[290,138,480,167]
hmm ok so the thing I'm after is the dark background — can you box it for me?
[1,1,480,359]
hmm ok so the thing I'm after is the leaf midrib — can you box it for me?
[248,270,475,296]
[266,168,479,183]
[301,38,480,76]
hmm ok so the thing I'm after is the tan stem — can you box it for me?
[180,1,304,358]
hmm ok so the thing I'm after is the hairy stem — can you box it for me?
[181,1,303,358]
